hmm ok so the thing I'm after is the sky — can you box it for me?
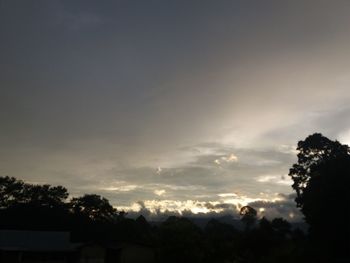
[1,0,350,221]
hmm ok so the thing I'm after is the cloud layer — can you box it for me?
[1,1,350,220]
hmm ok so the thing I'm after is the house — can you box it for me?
[0,230,155,263]
[0,230,77,263]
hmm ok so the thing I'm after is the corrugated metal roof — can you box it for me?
[0,230,75,251]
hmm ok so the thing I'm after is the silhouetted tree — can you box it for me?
[22,184,69,208]
[0,176,71,230]
[289,133,349,208]
[0,176,69,209]
[158,216,204,263]
[271,218,291,238]
[70,194,118,222]
[0,176,25,207]
[240,205,257,230]
[133,215,153,241]
[289,133,350,261]
[204,219,239,263]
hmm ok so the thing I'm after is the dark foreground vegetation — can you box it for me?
[1,133,349,263]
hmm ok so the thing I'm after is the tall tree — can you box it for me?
[288,133,349,208]
[240,205,257,230]
[158,216,204,263]
[0,176,68,208]
[70,194,118,222]
[289,133,350,260]
[0,176,25,208]
[22,184,69,208]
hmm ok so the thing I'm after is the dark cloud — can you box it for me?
[248,193,303,222]
[1,0,350,215]
[124,193,302,223]
[204,202,236,211]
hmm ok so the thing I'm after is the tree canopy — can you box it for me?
[70,194,118,222]
[0,176,68,208]
[289,133,349,208]
[289,133,350,259]
[240,205,257,230]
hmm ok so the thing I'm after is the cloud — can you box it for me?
[2,0,350,222]
[154,189,166,196]
[121,193,302,222]
[256,175,293,185]
[156,167,162,174]
[214,153,238,165]
[217,193,238,198]
[248,193,303,222]
[101,184,138,192]
[0,135,298,213]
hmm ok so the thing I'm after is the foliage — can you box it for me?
[70,194,118,222]
[289,133,349,208]
[0,176,25,207]
[289,133,350,261]
[157,216,204,263]
[0,176,68,208]
[240,205,257,230]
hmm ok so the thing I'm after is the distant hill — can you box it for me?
[148,214,308,233]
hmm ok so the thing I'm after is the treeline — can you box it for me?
[0,176,124,240]
[0,175,304,263]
